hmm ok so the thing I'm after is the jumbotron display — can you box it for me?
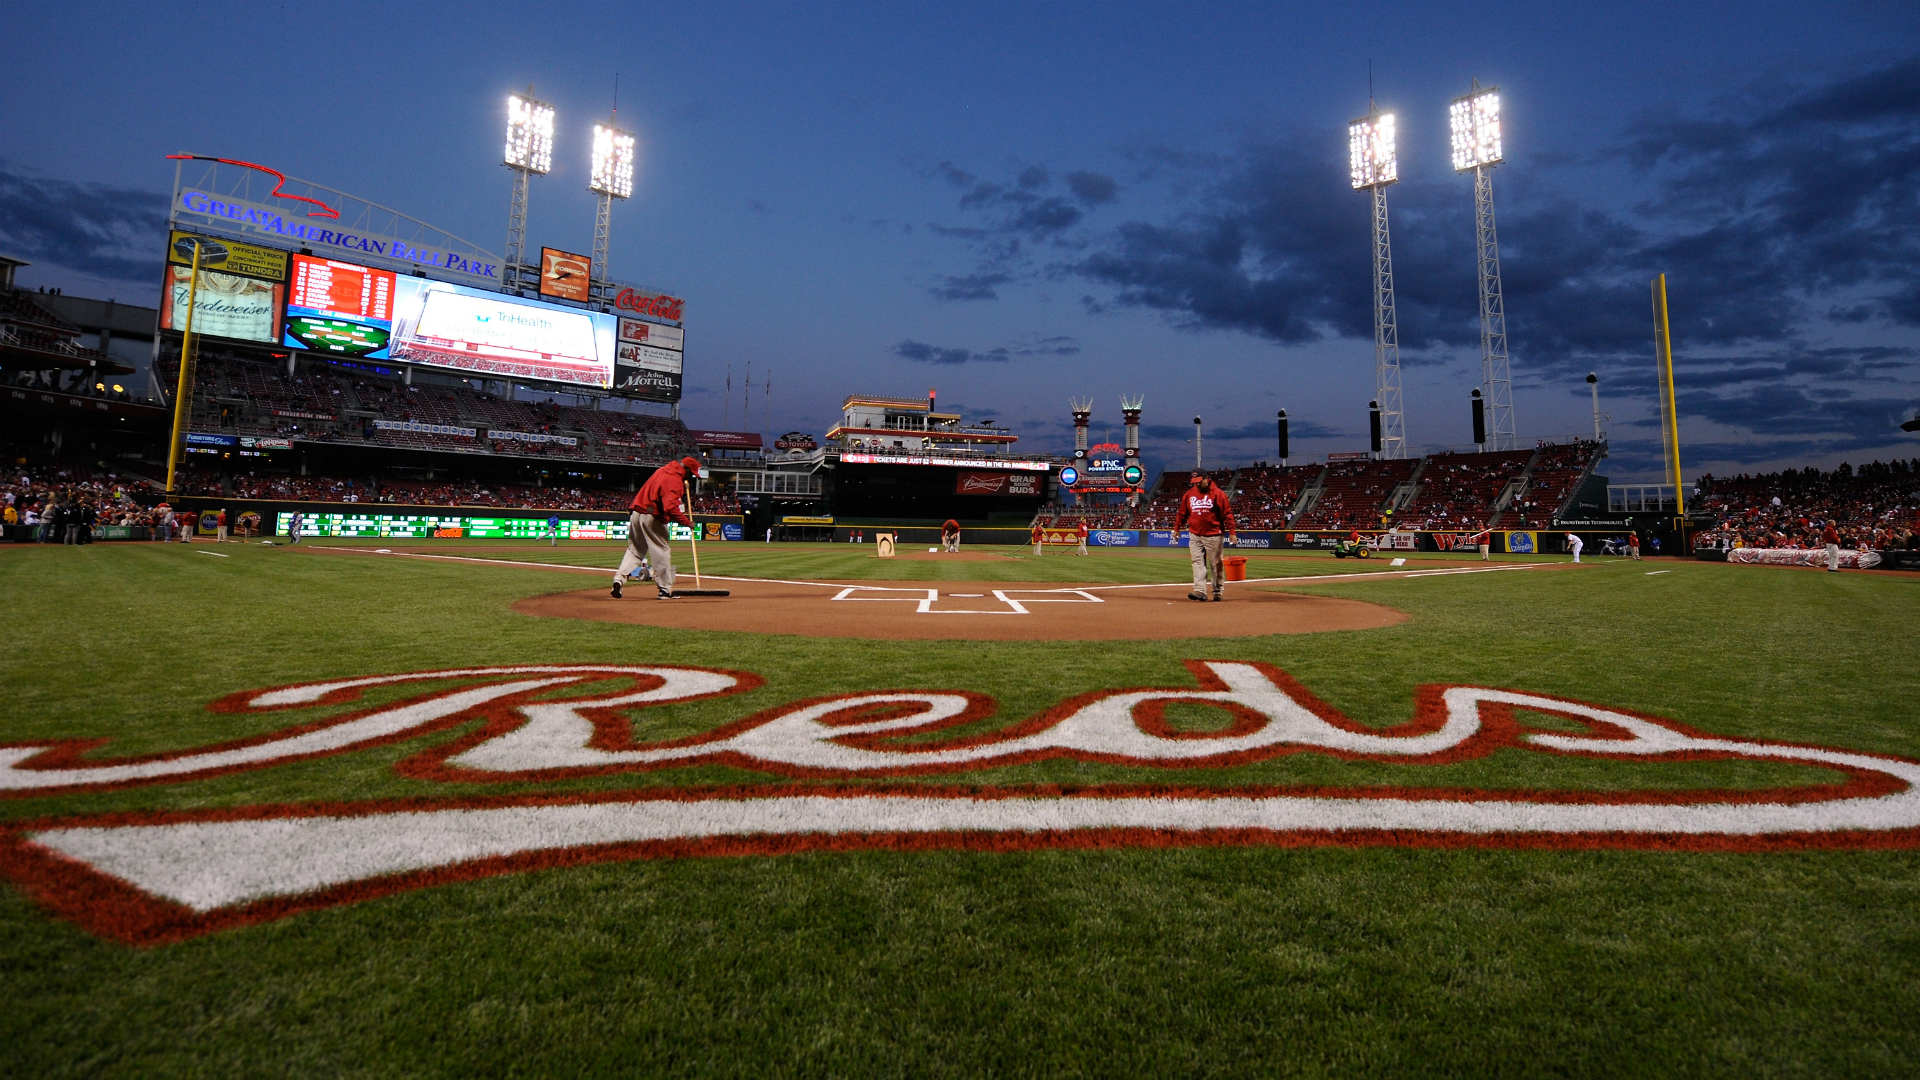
[387,277,617,389]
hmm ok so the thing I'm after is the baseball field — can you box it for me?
[4,538,1918,1076]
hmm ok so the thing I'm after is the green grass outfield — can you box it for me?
[3,539,1918,1076]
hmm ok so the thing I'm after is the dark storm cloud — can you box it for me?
[1066,171,1118,205]
[911,58,1920,453]
[0,165,168,287]
[929,272,1010,301]
[893,339,1010,365]
[894,334,1078,365]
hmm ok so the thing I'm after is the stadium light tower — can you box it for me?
[588,117,636,294]
[503,89,555,292]
[1451,81,1516,450]
[1349,107,1407,459]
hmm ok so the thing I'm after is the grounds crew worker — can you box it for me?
[942,518,962,553]
[614,456,700,599]
[1175,470,1236,601]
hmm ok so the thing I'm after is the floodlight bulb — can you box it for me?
[590,124,636,199]
[505,93,556,174]
[1348,113,1398,189]
[1449,88,1503,171]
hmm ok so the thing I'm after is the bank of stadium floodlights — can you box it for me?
[589,116,636,297]
[1451,82,1516,451]
[503,89,555,292]
[1349,107,1407,459]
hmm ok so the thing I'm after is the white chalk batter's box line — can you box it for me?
[830,586,1103,614]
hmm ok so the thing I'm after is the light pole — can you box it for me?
[1451,82,1516,450]
[588,117,635,299]
[1586,372,1609,442]
[1193,415,1203,470]
[503,89,555,293]
[1349,107,1407,458]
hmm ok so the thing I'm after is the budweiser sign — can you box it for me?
[613,287,685,322]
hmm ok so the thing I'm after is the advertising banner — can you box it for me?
[611,286,685,323]
[955,471,1042,496]
[1089,529,1138,547]
[284,253,398,358]
[1505,530,1539,554]
[613,364,682,403]
[160,266,283,344]
[1728,548,1882,569]
[617,318,685,361]
[372,419,477,438]
[538,247,592,302]
[843,453,1050,471]
[168,230,289,282]
[688,430,763,450]
[388,278,616,389]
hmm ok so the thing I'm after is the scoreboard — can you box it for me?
[284,254,398,358]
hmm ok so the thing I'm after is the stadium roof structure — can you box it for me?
[0,289,133,374]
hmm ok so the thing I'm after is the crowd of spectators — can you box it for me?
[159,349,700,467]
[1034,443,1608,533]
[1,461,167,539]
[1693,459,1920,551]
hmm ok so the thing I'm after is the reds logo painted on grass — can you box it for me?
[5,662,1920,944]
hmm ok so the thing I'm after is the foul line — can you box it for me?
[310,545,1552,595]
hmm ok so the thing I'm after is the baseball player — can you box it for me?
[942,518,962,553]
[1566,532,1584,563]
[1175,470,1236,601]
[547,513,561,546]
[1468,524,1492,561]
[613,456,699,599]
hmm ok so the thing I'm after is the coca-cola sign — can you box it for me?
[613,287,685,322]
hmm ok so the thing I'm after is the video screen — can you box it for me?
[284,254,398,358]
[388,278,616,389]
[160,266,283,345]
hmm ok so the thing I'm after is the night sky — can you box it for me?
[5,1,1917,482]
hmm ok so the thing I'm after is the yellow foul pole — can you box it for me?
[164,241,204,496]
[1651,273,1685,514]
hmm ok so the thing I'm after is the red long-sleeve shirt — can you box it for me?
[1175,483,1235,538]
[628,460,696,528]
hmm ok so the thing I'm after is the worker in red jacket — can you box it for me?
[1174,470,1236,601]
[614,456,700,599]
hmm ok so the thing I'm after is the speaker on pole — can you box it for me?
[1471,389,1486,449]
[1369,401,1382,455]
[1277,409,1289,465]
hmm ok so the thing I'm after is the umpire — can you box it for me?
[614,456,701,599]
